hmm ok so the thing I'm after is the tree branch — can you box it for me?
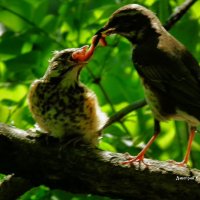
[0,174,32,200]
[0,123,200,200]
[103,99,147,129]
[164,0,198,30]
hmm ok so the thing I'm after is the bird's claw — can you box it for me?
[121,154,149,166]
[168,160,188,167]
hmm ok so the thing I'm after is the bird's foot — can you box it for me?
[167,160,188,167]
[60,136,83,148]
[121,154,149,166]
[58,136,94,159]
[59,133,93,149]
[26,127,49,140]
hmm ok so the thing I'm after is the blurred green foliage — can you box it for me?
[0,0,200,199]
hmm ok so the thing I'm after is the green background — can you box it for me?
[0,0,200,199]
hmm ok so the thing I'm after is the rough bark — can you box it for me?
[0,123,200,200]
[0,174,32,200]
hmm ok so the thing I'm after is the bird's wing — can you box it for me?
[133,45,200,115]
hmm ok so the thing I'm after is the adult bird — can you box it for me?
[94,4,200,166]
[28,38,108,147]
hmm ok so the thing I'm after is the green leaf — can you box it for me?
[18,185,50,200]
[39,14,58,32]
[15,52,40,70]
[0,35,25,59]
[1,98,17,106]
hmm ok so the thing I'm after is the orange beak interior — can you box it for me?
[71,35,107,62]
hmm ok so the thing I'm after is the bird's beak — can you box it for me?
[94,27,117,47]
[95,27,116,37]
[71,45,90,63]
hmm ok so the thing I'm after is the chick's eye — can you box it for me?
[51,63,58,70]
[69,55,75,61]
[59,53,71,60]
[54,54,73,64]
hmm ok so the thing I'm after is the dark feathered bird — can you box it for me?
[94,4,200,166]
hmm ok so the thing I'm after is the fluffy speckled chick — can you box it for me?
[28,43,108,147]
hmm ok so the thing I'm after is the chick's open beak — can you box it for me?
[72,27,116,62]
[71,45,90,63]
[71,36,99,63]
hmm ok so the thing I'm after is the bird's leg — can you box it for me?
[169,126,196,167]
[122,119,160,165]
[182,127,196,164]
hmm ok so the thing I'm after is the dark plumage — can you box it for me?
[94,4,200,165]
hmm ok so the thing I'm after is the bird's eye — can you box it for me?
[53,53,74,64]
[58,53,71,61]
[69,55,75,61]
[51,63,58,70]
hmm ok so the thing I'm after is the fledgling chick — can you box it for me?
[28,42,108,147]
